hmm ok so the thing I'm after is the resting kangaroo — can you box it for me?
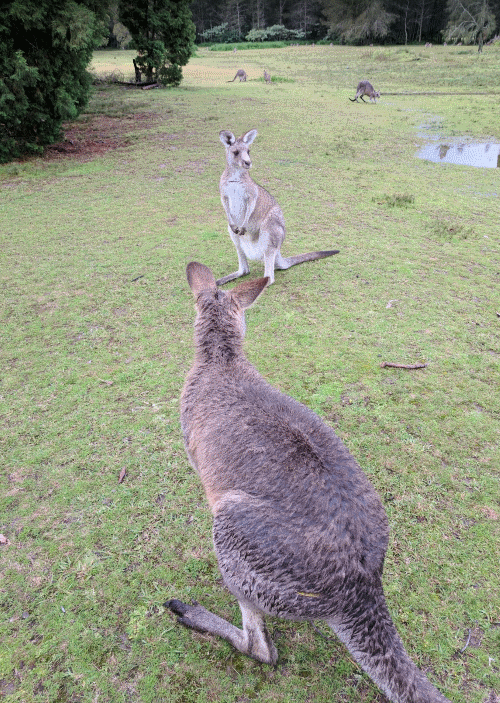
[227,68,247,82]
[217,129,339,285]
[350,80,381,102]
[166,261,451,703]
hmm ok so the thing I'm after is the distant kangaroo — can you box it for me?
[227,69,247,82]
[167,261,451,703]
[349,80,381,102]
[264,69,272,83]
[217,129,339,285]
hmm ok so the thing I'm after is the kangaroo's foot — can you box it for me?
[216,269,249,286]
[165,599,278,665]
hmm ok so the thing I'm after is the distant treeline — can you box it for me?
[190,0,500,46]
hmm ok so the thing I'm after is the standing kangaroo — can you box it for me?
[166,262,451,703]
[217,129,339,285]
[227,69,247,82]
[350,80,381,102]
[264,69,272,83]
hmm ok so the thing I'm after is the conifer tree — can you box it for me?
[443,0,496,45]
[119,0,196,87]
[0,0,107,162]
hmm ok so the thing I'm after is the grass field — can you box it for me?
[1,44,499,703]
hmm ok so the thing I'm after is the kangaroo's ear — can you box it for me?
[220,130,236,146]
[241,129,258,146]
[186,262,217,297]
[231,277,268,309]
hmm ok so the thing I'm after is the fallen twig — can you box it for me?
[380,362,428,369]
[118,467,126,484]
[460,628,472,653]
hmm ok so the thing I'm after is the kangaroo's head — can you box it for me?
[186,262,268,355]
[219,129,258,172]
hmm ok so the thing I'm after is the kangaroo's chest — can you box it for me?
[221,178,258,227]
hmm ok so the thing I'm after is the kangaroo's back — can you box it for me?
[183,349,388,571]
[171,263,451,702]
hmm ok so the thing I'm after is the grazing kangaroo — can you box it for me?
[349,80,381,102]
[264,69,272,83]
[217,129,339,285]
[227,68,247,82]
[166,262,451,703]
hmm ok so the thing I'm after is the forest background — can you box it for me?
[185,0,500,46]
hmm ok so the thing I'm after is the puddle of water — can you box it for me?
[417,141,500,168]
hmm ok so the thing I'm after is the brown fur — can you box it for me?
[166,262,451,703]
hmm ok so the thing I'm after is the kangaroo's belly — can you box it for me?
[239,233,267,261]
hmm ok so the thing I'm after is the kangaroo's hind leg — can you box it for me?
[166,598,278,665]
[216,226,251,286]
[261,210,288,283]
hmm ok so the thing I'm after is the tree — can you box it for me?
[443,0,496,45]
[290,0,323,37]
[119,0,195,86]
[321,0,396,42]
[0,0,107,163]
[105,1,132,48]
[220,0,249,41]
[384,0,448,43]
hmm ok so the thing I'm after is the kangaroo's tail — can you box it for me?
[276,249,339,270]
[326,585,450,703]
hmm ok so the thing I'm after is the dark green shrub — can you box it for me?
[119,0,195,87]
[0,1,106,163]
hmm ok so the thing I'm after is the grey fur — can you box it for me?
[227,69,247,82]
[217,129,339,285]
[350,80,381,102]
[166,262,451,703]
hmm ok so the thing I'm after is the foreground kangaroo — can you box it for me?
[349,80,381,102]
[227,68,247,82]
[217,129,339,285]
[166,261,451,703]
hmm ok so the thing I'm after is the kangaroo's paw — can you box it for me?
[165,599,195,618]
[165,598,278,665]
[165,599,231,635]
[216,270,249,286]
[165,599,212,632]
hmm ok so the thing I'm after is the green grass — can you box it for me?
[1,45,499,703]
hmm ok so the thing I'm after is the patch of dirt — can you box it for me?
[44,112,158,163]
